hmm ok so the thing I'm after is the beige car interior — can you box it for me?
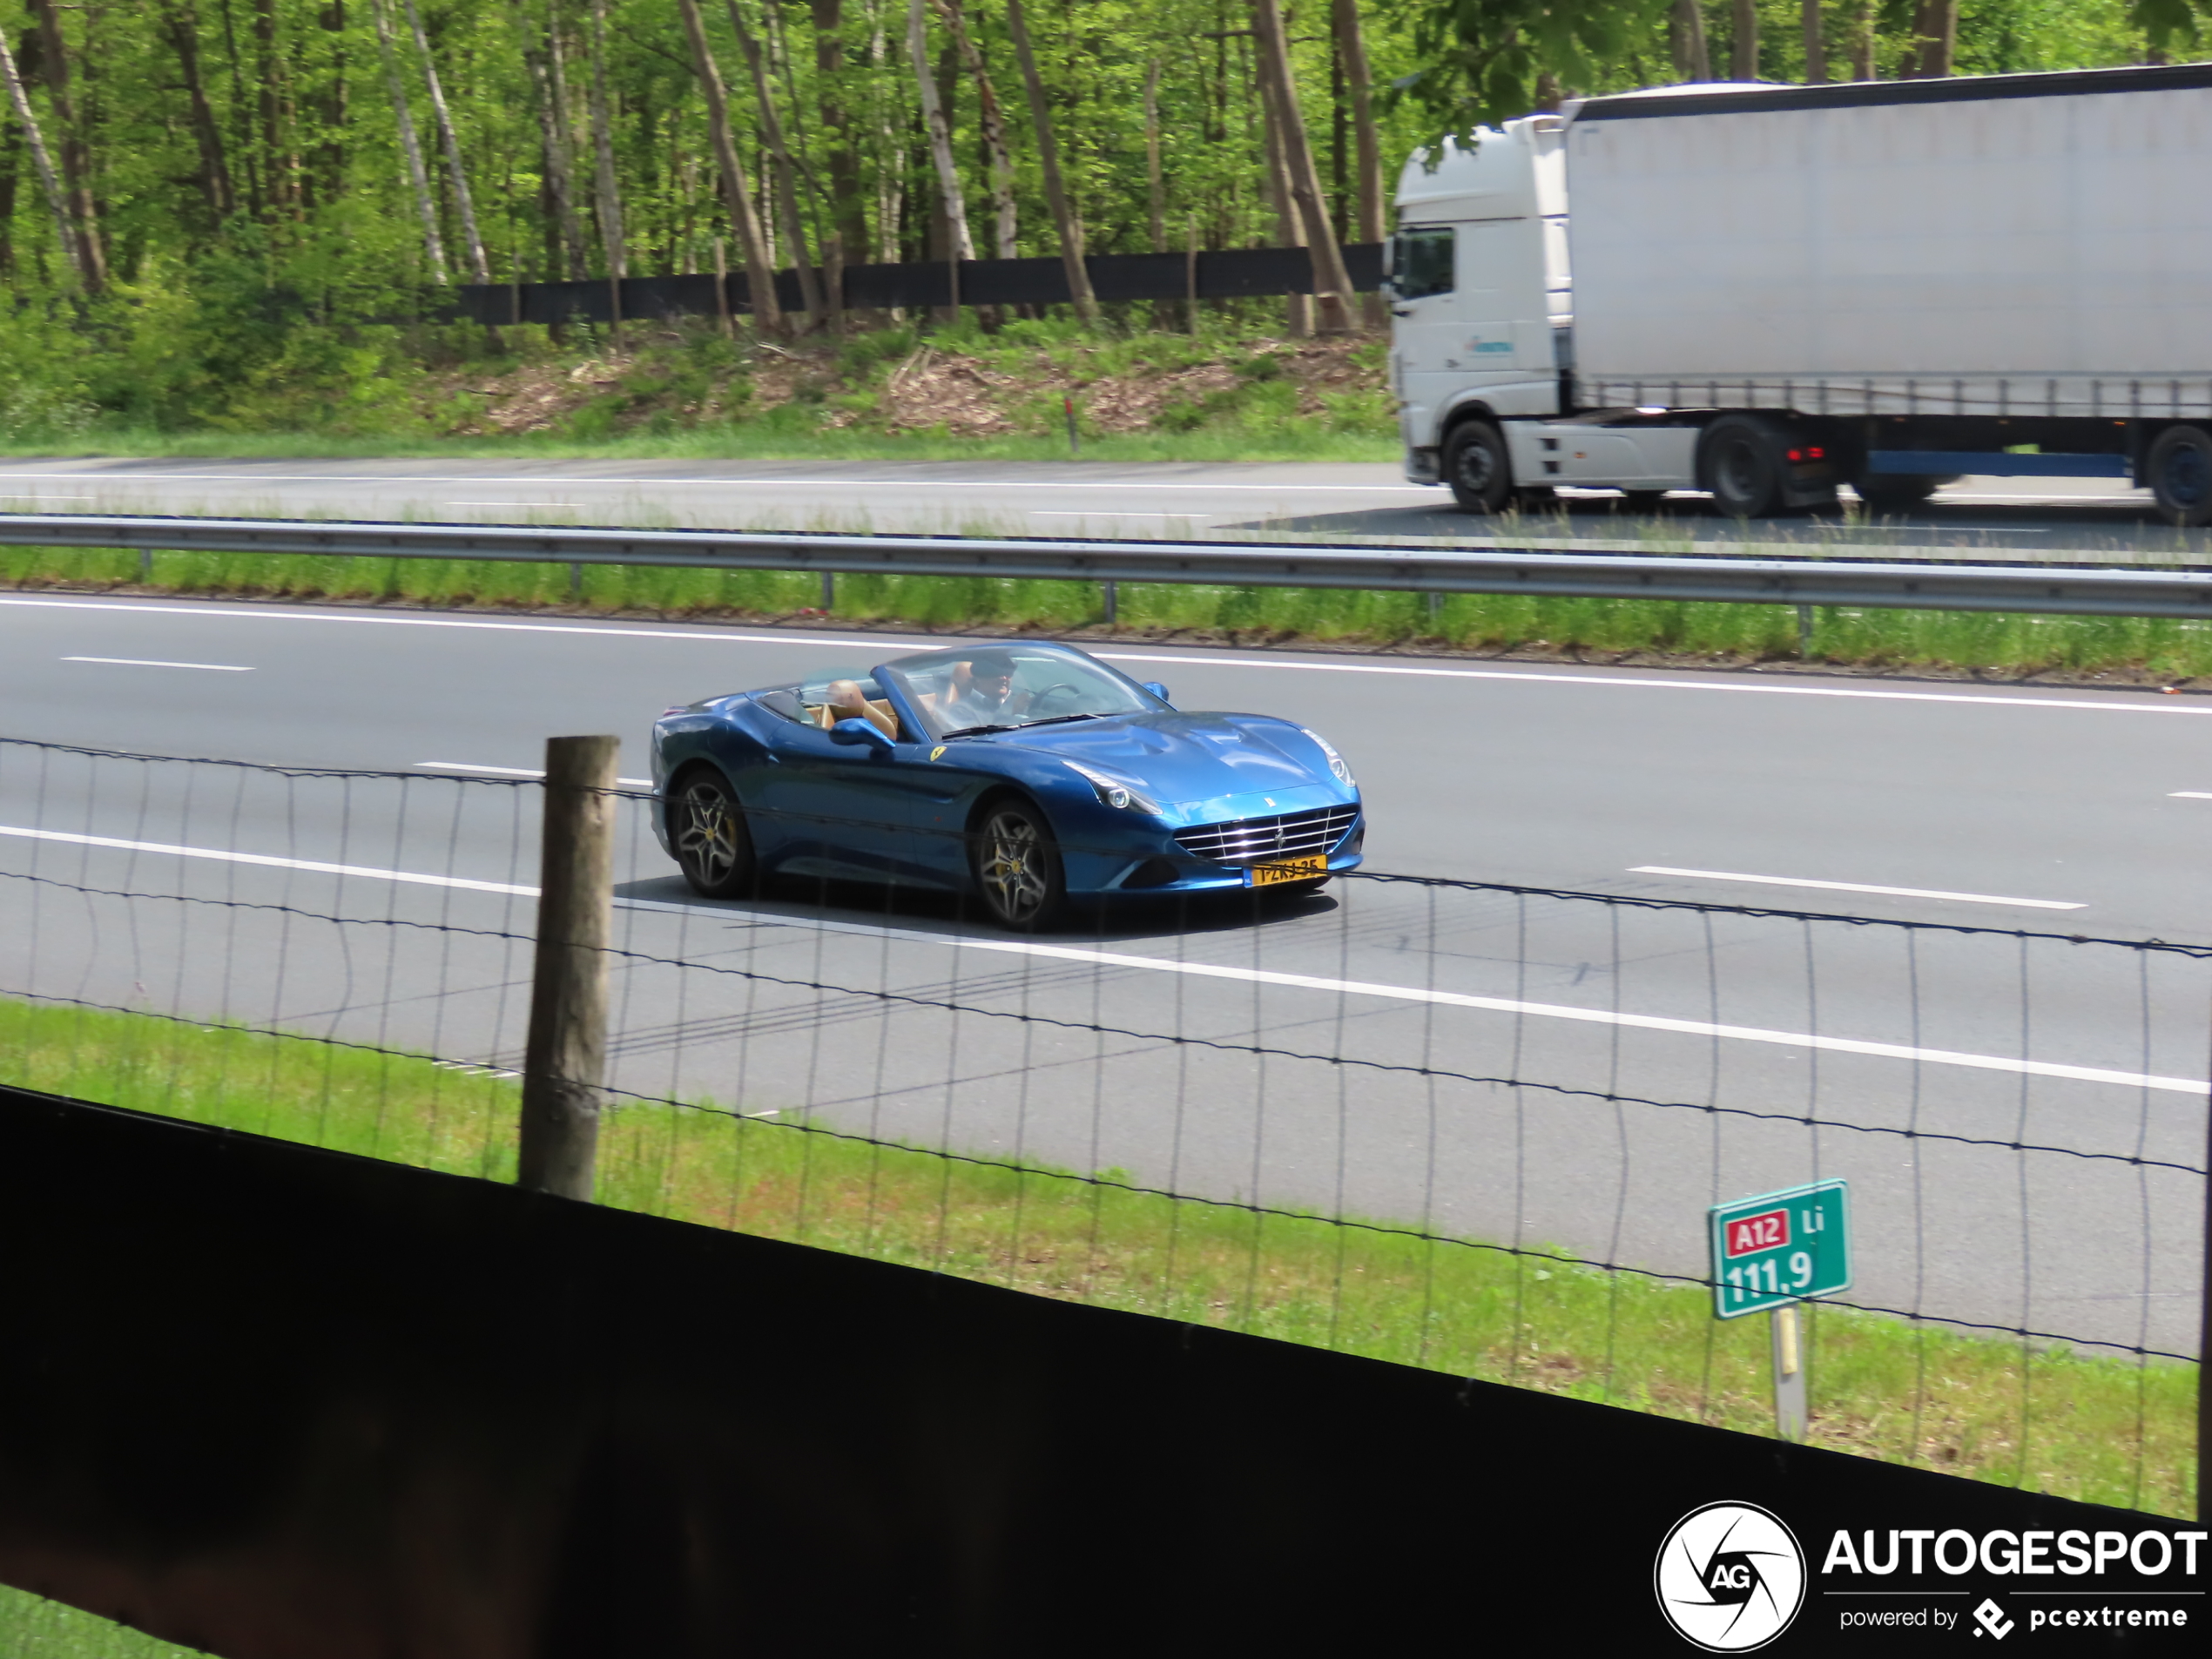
[806,678,900,740]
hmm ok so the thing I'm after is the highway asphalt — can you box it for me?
[2,589,2205,1359]
[0,455,2200,558]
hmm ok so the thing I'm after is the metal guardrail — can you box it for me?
[6,512,2212,619]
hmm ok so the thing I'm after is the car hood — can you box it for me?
[995,711,1335,810]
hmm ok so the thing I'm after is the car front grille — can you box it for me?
[1173,804,1359,866]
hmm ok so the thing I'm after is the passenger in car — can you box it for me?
[823,678,899,740]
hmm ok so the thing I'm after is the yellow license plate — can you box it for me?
[1244,854,1326,887]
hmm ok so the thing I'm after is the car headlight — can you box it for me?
[1305,729,1355,789]
[1065,761,1161,814]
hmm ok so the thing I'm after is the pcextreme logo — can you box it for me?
[1656,1501,1808,1652]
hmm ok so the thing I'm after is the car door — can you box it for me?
[1390,223,1461,448]
[748,679,948,887]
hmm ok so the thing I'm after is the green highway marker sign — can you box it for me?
[1709,1179,1851,1319]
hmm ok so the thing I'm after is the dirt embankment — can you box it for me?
[428,329,1386,441]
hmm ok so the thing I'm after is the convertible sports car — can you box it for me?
[650,641,1364,929]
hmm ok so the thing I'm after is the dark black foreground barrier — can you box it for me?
[0,1082,2198,1656]
[449,242,1386,328]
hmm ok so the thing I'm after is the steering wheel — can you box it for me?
[1026,681,1087,714]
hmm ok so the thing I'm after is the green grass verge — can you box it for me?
[0,420,1398,465]
[13,542,2212,682]
[0,1587,207,1657]
[3,997,2195,1521]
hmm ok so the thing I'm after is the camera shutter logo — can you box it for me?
[1655,1501,1807,1651]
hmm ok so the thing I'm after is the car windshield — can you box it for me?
[876,646,1161,740]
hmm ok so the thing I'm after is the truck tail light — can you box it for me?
[1785,446,1827,462]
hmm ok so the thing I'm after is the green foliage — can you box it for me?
[1388,0,1674,137]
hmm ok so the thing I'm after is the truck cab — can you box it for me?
[1390,113,1720,515]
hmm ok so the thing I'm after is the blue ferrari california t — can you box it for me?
[650,641,1364,928]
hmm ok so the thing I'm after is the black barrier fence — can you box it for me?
[0,1082,2202,1656]
[0,735,2202,1526]
[448,242,1386,328]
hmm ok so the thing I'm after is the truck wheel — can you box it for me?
[1699,415,1787,517]
[1853,474,1940,513]
[2147,424,2212,528]
[1442,421,1514,515]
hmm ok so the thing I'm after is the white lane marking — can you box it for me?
[2169,792,2212,799]
[1629,866,2084,910]
[0,469,1433,495]
[1028,510,1191,519]
[416,760,654,787]
[616,898,2202,1095]
[0,826,536,895]
[444,500,586,509]
[8,596,2209,718]
[62,656,253,671]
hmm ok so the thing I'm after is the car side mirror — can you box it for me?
[829,718,895,754]
[1142,681,1171,706]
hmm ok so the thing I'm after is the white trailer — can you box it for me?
[1388,64,2212,524]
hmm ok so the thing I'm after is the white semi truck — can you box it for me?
[1388,64,2212,525]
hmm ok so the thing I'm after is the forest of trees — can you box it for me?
[0,0,2198,421]
[0,1,2201,314]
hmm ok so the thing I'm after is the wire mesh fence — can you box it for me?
[0,735,2201,1515]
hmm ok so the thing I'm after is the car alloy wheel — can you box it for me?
[671,772,754,898]
[972,801,1063,930]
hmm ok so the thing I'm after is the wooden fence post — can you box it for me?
[518,734,619,1200]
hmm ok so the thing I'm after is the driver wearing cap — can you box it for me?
[935,650,1022,730]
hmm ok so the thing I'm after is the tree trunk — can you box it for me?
[937,0,1016,260]
[809,0,867,264]
[1003,0,1097,322]
[0,26,79,286]
[1257,49,1308,339]
[729,0,824,324]
[1250,0,1352,333]
[867,7,902,266]
[1802,0,1827,83]
[1730,0,1759,81]
[26,0,102,290]
[1902,1,1958,78]
[674,0,785,336]
[1143,57,1166,251]
[509,2,589,280]
[252,0,298,215]
[156,2,237,226]
[1850,2,1877,79]
[585,0,626,279]
[1330,0,1385,327]
[368,0,448,282]
[1671,0,1711,80]
[308,2,347,213]
[401,0,488,280]
[907,0,974,272]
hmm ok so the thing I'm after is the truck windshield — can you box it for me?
[1391,226,1454,300]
